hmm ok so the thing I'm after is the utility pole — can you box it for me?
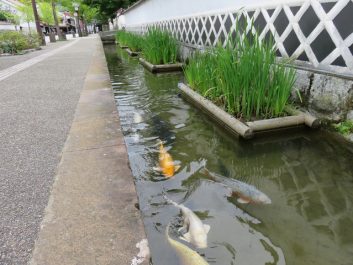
[31,0,46,46]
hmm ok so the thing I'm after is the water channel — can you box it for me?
[103,44,353,265]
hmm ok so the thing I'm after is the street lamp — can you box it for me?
[73,2,82,37]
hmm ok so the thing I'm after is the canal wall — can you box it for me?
[118,0,353,121]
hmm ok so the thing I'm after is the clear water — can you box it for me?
[104,45,353,265]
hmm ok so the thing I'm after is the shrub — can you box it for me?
[184,26,296,120]
[142,28,178,65]
[0,10,8,21]
[0,31,40,54]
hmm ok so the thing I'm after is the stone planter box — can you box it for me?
[178,83,320,139]
[102,39,115,44]
[125,48,140,57]
[115,42,128,49]
[139,58,184,73]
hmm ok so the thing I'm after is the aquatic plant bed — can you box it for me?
[102,39,115,44]
[125,48,139,57]
[178,83,319,139]
[139,58,183,73]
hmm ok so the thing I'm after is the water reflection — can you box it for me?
[104,45,353,265]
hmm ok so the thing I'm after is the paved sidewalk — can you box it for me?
[0,36,95,265]
[0,35,146,265]
[30,39,147,265]
[0,40,71,71]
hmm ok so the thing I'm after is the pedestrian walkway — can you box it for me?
[0,40,69,71]
[0,40,79,82]
[0,35,146,265]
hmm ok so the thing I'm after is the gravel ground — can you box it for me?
[0,36,98,265]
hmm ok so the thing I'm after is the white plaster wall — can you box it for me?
[122,0,302,26]
[0,0,36,32]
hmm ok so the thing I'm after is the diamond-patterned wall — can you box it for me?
[126,0,353,77]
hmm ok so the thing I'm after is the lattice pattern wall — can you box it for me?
[125,0,353,76]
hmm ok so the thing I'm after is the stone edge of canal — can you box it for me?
[29,37,149,265]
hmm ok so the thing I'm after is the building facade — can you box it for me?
[0,0,36,31]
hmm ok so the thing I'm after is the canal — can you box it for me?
[104,44,353,265]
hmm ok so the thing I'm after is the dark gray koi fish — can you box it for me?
[200,168,271,204]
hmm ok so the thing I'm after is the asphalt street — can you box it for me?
[0,37,97,265]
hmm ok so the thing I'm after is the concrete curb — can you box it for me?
[139,57,184,73]
[125,48,140,57]
[30,37,148,265]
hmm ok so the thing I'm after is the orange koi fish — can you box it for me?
[157,141,180,178]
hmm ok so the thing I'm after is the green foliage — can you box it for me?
[81,4,98,23]
[142,28,179,65]
[0,10,8,21]
[39,2,54,25]
[184,51,218,98]
[1,11,21,25]
[17,3,34,24]
[333,121,353,135]
[0,31,40,54]
[116,29,179,63]
[116,30,144,52]
[184,25,296,120]
[83,0,138,22]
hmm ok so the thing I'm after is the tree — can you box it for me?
[31,0,46,45]
[60,0,83,36]
[39,2,54,26]
[81,4,98,34]
[82,0,138,24]
[51,1,65,40]
[17,3,34,32]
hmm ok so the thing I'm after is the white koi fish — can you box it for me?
[164,195,210,249]
[166,224,209,265]
[200,168,271,204]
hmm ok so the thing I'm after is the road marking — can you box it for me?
[0,39,80,82]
